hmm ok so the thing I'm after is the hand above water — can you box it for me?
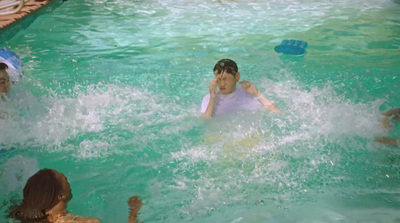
[240,80,280,114]
[239,80,260,96]
[209,78,218,97]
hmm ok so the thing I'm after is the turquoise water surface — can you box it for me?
[1,0,400,222]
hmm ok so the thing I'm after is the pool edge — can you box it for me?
[0,0,65,43]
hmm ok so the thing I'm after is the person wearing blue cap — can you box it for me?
[0,49,23,103]
[0,63,10,100]
[0,49,23,84]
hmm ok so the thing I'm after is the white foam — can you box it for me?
[0,83,191,159]
[170,74,389,217]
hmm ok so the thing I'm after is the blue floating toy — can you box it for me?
[0,49,23,83]
[274,39,308,55]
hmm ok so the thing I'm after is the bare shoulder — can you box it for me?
[73,216,100,223]
[53,214,100,223]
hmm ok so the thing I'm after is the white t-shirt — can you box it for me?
[201,87,261,116]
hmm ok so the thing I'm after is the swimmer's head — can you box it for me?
[8,169,72,222]
[213,59,238,76]
[213,59,240,95]
[0,63,10,94]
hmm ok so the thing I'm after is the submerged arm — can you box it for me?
[374,137,399,147]
[255,91,280,113]
[128,196,142,223]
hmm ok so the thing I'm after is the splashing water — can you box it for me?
[0,0,399,222]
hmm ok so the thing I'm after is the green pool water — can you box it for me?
[1,0,400,222]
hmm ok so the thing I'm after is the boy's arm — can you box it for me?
[128,196,142,223]
[239,81,280,113]
[203,96,217,118]
[374,137,399,147]
[202,78,218,118]
[255,92,280,113]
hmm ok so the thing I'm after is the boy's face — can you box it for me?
[0,70,10,93]
[214,70,240,95]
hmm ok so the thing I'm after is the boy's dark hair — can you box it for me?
[8,169,63,223]
[213,59,238,76]
[0,63,8,71]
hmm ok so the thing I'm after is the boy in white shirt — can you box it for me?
[201,59,279,117]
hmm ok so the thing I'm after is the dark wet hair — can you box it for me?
[0,63,8,71]
[213,59,238,76]
[8,169,63,223]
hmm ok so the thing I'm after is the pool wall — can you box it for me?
[0,0,65,43]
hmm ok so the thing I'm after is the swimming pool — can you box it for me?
[1,0,399,222]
